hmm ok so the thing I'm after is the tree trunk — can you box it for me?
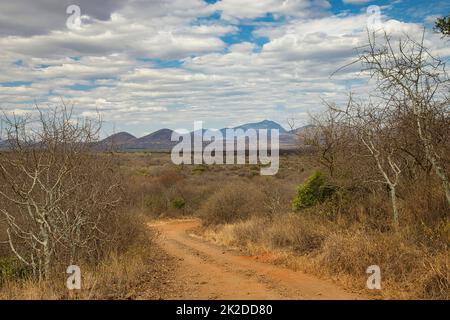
[389,185,399,227]
[39,220,51,280]
[414,103,450,206]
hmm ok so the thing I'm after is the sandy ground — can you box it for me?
[149,219,363,300]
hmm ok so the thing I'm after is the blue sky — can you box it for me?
[0,0,449,137]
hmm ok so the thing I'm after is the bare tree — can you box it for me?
[336,98,403,226]
[0,103,122,279]
[357,31,450,206]
[304,99,355,178]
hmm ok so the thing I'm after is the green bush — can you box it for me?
[0,257,30,283]
[292,171,334,210]
[171,197,186,209]
[192,164,207,174]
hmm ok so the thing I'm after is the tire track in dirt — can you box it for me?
[149,219,362,300]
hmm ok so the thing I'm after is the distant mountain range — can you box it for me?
[230,120,288,134]
[98,120,314,151]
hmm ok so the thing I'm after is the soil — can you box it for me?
[147,219,363,300]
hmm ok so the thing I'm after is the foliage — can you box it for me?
[292,171,334,210]
[172,197,186,209]
[0,257,30,283]
[435,14,450,37]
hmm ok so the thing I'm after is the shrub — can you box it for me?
[318,230,423,284]
[0,257,30,283]
[143,193,167,215]
[154,168,184,187]
[268,213,327,254]
[418,252,449,299]
[171,197,186,210]
[200,182,265,225]
[192,164,207,174]
[227,218,266,247]
[292,171,334,210]
[0,106,125,279]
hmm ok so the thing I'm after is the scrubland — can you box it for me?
[115,151,449,299]
[0,33,448,300]
[1,146,448,299]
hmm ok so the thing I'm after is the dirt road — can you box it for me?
[150,219,361,300]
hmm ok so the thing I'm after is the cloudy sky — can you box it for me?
[0,0,449,137]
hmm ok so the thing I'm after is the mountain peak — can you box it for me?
[233,120,287,133]
[97,131,137,150]
[98,120,297,151]
[101,132,136,144]
[144,128,173,137]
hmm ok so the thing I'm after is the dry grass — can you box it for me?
[0,151,180,300]
[0,246,148,299]
[123,152,448,299]
[200,210,449,299]
[0,225,178,300]
[2,150,447,300]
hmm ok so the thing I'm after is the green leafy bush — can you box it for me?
[171,197,186,209]
[0,257,30,283]
[292,171,334,210]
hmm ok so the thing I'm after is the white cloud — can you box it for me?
[425,15,440,24]
[0,0,447,137]
[342,0,373,5]
[212,0,330,21]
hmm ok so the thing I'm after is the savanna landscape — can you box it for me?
[0,0,449,304]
